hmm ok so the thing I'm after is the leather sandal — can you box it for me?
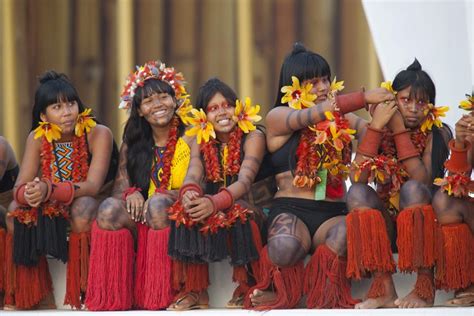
[167,291,209,311]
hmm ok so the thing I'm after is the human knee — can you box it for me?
[346,183,382,211]
[325,221,347,257]
[267,236,306,267]
[432,189,463,225]
[267,213,309,267]
[146,194,173,230]
[97,197,125,229]
[71,196,98,222]
[399,180,431,209]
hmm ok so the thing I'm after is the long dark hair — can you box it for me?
[393,59,452,182]
[123,78,184,195]
[31,71,86,130]
[32,70,119,183]
[195,77,238,111]
[274,42,331,108]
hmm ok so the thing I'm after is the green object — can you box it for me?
[314,168,327,200]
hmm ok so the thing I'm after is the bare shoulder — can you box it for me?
[266,106,292,126]
[89,124,113,140]
[25,131,42,149]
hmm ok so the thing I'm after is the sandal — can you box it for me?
[167,291,209,311]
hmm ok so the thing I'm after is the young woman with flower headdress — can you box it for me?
[4,71,117,310]
[166,77,270,310]
[347,59,451,308]
[0,136,18,307]
[85,61,193,311]
[244,42,394,310]
[431,94,473,307]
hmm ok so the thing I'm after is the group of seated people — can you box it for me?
[0,43,472,311]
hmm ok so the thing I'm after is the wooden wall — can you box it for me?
[0,0,381,157]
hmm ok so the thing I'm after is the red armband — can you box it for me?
[14,183,28,206]
[122,186,142,201]
[178,183,203,199]
[209,188,234,213]
[50,181,75,205]
[393,130,419,161]
[357,125,384,157]
[335,91,366,114]
[445,140,472,173]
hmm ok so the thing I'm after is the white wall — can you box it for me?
[363,0,473,128]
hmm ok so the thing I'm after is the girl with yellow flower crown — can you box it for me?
[348,59,452,309]
[245,43,394,310]
[4,71,117,310]
[431,94,474,307]
[167,78,273,310]
[86,61,194,311]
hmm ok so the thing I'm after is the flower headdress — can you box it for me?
[118,60,188,111]
[459,94,473,111]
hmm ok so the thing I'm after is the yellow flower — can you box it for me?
[281,76,317,109]
[75,108,97,137]
[185,108,216,144]
[176,98,194,125]
[380,81,397,95]
[420,104,449,133]
[330,77,345,93]
[459,94,473,111]
[323,159,349,177]
[34,121,62,143]
[234,97,262,133]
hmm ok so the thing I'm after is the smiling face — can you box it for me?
[302,75,330,102]
[396,86,429,129]
[138,92,176,128]
[205,92,236,136]
[40,98,80,136]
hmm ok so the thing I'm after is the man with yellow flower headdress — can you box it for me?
[348,59,452,309]
[432,94,474,307]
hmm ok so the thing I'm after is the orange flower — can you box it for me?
[75,108,96,137]
[185,108,216,144]
[380,81,397,95]
[34,121,62,143]
[176,98,194,125]
[459,94,473,111]
[234,97,262,133]
[420,104,449,133]
[281,76,317,109]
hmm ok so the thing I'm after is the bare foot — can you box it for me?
[249,289,277,307]
[355,273,397,309]
[438,283,474,307]
[395,289,434,308]
[454,284,474,298]
[445,295,474,307]
[355,296,397,309]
